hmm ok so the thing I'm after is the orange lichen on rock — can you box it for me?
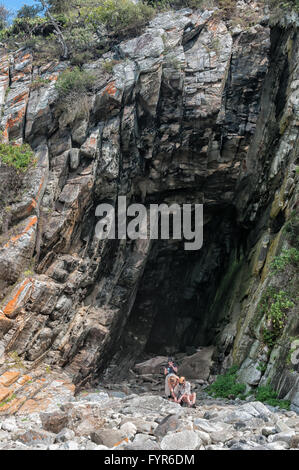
[105,81,117,96]
[27,198,38,213]
[113,438,129,447]
[3,278,32,317]
[0,396,26,414]
[27,175,46,214]
[12,90,29,105]
[17,398,51,414]
[0,387,10,402]
[18,375,32,386]
[4,216,37,248]
[48,74,58,82]
[5,108,26,137]
[0,371,20,386]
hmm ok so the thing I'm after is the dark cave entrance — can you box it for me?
[109,205,244,376]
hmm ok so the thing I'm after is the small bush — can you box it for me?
[55,66,96,97]
[284,211,299,248]
[255,385,290,410]
[30,76,51,90]
[206,365,246,399]
[10,16,48,35]
[70,50,95,67]
[87,0,155,38]
[259,288,294,347]
[269,0,299,14]
[102,59,121,74]
[0,143,35,172]
[55,67,96,125]
[271,248,299,273]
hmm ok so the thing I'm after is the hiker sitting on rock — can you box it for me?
[174,376,196,408]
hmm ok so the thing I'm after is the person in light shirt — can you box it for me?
[174,376,196,408]
[164,357,178,398]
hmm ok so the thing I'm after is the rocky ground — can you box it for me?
[0,361,298,450]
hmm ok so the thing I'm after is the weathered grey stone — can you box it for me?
[154,414,181,437]
[135,356,168,375]
[16,429,55,446]
[69,149,80,171]
[179,347,214,380]
[269,431,296,446]
[55,428,75,443]
[161,430,201,450]
[90,429,127,447]
[262,427,277,437]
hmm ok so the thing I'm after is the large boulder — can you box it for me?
[161,430,201,450]
[134,356,168,375]
[179,346,214,380]
[154,414,181,437]
[90,429,127,448]
[40,411,69,434]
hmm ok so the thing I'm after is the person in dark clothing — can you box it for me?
[164,357,178,376]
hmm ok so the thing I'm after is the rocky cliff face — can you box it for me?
[0,3,298,409]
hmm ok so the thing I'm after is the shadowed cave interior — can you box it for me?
[103,205,248,378]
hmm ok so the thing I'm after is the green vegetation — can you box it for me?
[0,142,35,172]
[102,59,121,74]
[284,210,299,248]
[256,362,267,373]
[207,367,291,410]
[0,4,10,30]
[87,0,155,38]
[0,393,17,408]
[259,287,294,347]
[0,0,298,66]
[255,385,291,409]
[269,0,299,14]
[0,1,240,64]
[7,351,26,368]
[55,66,96,98]
[54,66,96,123]
[17,5,43,19]
[206,365,247,399]
[30,76,51,90]
[270,247,299,273]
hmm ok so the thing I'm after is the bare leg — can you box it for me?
[185,395,192,407]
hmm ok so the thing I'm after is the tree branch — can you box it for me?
[38,0,69,59]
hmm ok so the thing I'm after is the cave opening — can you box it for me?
[107,204,244,378]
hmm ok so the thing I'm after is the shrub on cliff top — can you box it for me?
[87,0,155,38]
[0,142,35,172]
[55,66,96,97]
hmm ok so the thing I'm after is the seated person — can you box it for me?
[164,357,178,399]
[165,374,179,401]
[174,376,196,408]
